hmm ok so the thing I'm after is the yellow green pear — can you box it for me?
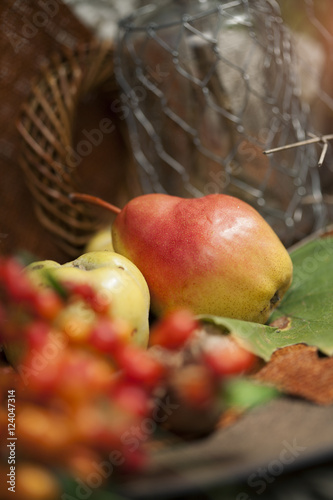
[84,227,113,253]
[26,251,150,347]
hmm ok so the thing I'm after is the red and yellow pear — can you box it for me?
[111,193,293,323]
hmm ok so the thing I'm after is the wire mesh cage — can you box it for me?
[115,0,328,246]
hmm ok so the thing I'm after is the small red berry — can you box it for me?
[121,446,147,472]
[19,349,62,395]
[112,381,149,416]
[89,290,111,315]
[25,321,50,351]
[64,282,96,302]
[31,290,63,321]
[89,318,122,355]
[150,310,198,350]
[171,364,215,408]
[0,258,35,303]
[64,282,110,313]
[203,336,256,378]
[116,345,165,388]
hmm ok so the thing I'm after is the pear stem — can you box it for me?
[69,193,121,215]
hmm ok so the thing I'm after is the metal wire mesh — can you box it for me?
[279,0,333,217]
[115,0,329,246]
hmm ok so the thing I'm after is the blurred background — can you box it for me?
[1,0,333,260]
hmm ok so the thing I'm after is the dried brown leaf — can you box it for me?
[255,344,333,405]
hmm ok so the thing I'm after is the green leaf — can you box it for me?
[223,378,280,409]
[58,473,130,500]
[43,269,69,299]
[198,315,277,361]
[200,236,333,360]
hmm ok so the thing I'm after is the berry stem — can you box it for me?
[69,193,122,215]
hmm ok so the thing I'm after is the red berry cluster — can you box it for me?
[149,311,256,435]
[0,257,256,498]
[0,257,167,498]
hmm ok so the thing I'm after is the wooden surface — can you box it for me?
[114,397,333,499]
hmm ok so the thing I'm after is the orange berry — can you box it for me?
[32,290,63,321]
[171,364,214,408]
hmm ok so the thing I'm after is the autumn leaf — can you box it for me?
[199,235,333,360]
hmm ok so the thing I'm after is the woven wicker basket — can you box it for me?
[17,41,118,257]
